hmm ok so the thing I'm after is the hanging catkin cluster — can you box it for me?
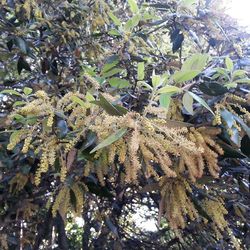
[202,198,228,239]
[159,177,199,229]
[8,90,223,186]
[178,127,223,181]
[202,197,241,250]
[6,89,227,237]
[88,112,223,184]
[34,137,58,186]
[7,91,95,186]
[52,182,87,218]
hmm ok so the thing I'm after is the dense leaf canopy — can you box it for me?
[0,0,249,249]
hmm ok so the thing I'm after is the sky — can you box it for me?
[227,0,250,27]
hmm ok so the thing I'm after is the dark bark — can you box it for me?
[55,213,69,250]
[82,215,91,250]
[33,209,53,250]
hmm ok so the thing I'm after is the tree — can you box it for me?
[0,0,249,249]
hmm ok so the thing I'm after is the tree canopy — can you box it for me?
[0,0,249,249]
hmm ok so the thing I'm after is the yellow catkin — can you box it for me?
[47,112,54,127]
[100,151,109,175]
[187,128,223,179]
[59,188,70,218]
[202,198,228,239]
[35,149,49,186]
[161,178,198,230]
[35,90,48,99]
[83,73,100,89]
[52,186,68,217]
[21,135,32,154]
[127,126,141,183]
[64,136,79,153]
[90,113,223,183]
[108,143,117,164]
[60,165,67,183]
[7,130,25,151]
[96,163,105,186]
[117,139,127,164]
[83,161,91,177]
[213,105,222,125]
[227,94,247,103]
[71,183,84,215]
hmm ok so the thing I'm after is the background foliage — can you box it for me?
[0,0,249,249]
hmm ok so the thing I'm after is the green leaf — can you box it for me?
[56,120,68,139]
[161,73,169,85]
[230,127,240,146]
[80,132,97,152]
[14,37,29,54]
[232,70,246,79]
[23,87,33,96]
[128,0,139,13]
[92,94,125,116]
[139,81,153,90]
[113,104,128,115]
[55,111,68,120]
[172,70,199,83]
[85,92,95,102]
[107,11,122,26]
[108,29,121,37]
[220,109,234,128]
[0,89,22,97]
[137,62,144,80]
[102,56,119,73]
[187,91,214,115]
[173,54,210,84]
[152,74,161,88]
[241,135,250,157]
[90,128,128,153]
[219,140,247,158]
[215,68,230,79]
[182,53,210,72]
[225,57,234,71]
[108,77,130,88]
[211,73,221,80]
[12,114,25,121]
[233,114,250,138]
[199,82,228,96]
[102,68,123,78]
[142,12,156,20]
[157,85,182,94]
[71,96,86,107]
[13,101,26,107]
[234,78,250,84]
[182,92,194,115]
[94,76,105,85]
[225,82,237,89]
[26,116,38,125]
[124,14,141,31]
[17,56,31,74]
[159,93,172,111]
